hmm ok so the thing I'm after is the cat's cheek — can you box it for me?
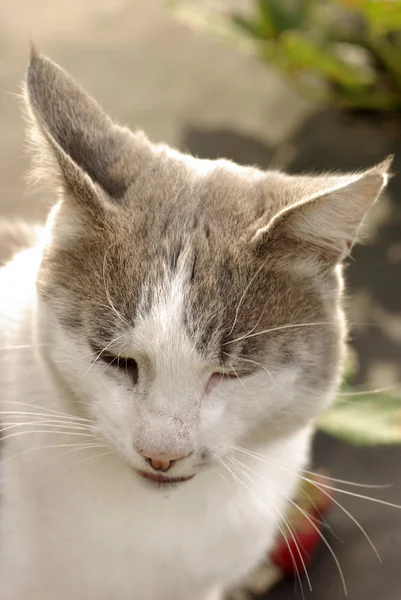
[89,386,136,446]
[205,373,239,395]
[205,373,223,395]
[197,396,243,457]
[197,395,225,443]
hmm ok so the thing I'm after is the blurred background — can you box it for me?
[0,0,400,598]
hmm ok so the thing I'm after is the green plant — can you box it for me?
[316,357,401,445]
[170,0,401,111]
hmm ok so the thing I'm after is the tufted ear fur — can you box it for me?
[254,158,392,263]
[24,48,145,210]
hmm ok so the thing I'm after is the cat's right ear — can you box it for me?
[24,47,140,212]
[254,161,390,264]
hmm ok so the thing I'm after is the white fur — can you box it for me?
[0,247,319,600]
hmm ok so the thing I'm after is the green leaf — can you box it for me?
[258,0,310,34]
[362,0,401,33]
[231,14,270,40]
[279,31,372,86]
[342,351,358,387]
[169,0,401,113]
[316,392,401,445]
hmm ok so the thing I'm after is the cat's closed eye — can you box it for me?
[206,371,239,394]
[98,353,139,385]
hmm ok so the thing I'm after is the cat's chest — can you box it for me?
[12,460,294,600]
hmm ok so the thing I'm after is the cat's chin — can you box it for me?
[135,469,195,488]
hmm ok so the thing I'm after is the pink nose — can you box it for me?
[139,449,190,472]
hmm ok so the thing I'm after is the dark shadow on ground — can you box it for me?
[268,431,401,600]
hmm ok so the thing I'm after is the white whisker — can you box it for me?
[0,401,94,423]
[224,321,335,346]
[235,447,401,525]
[221,456,306,598]
[228,354,275,384]
[313,480,381,562]
[234,446,391,489]
[81,333,125,380]
[0,410,96,426]
[56,350,106,365]
[227,258,269,337]
[0,441,103,466]
[60,443,108,457]
[209,462,231,486]
[0,421,98,435]
[338,384,401,397]
[71,449,114,467]
[102,244,130,329]
[234,453,381,564]
[228,455,312,594]
[227,361,262,409]
[0,343,51,351]
[0,429,96,444]
[231,454,347,594]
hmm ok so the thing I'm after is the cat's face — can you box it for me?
[26,51,389,486]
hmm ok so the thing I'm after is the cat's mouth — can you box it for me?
[136,469,195,486]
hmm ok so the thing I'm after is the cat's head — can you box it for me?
[25,50,390,486]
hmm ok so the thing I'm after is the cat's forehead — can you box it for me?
[118,146,271,238]
[41,193,333,375]
[40,152,333,364]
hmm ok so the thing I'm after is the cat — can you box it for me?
[0,48,390,600]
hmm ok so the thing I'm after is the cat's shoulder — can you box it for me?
[0,223,43,323]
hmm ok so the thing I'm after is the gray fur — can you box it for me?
[0,50,391,600]
[25,51,390,421]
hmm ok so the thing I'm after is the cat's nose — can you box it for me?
[139,449,190,472]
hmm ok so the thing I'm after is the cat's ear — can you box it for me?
[24,48,138,209]
[254,159,392,263]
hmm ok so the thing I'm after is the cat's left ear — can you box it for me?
[24,47,143,211]
[254,158,392,263]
